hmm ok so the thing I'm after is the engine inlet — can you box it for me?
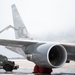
[48,44,67,68]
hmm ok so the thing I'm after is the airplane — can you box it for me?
[0,4,75,73]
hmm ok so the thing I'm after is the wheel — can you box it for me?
[3,64,13,71]
[33,65,53,74]
[33,65,39,73]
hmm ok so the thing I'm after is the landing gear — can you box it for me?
[33,65,39,73]
[33,65,53,74]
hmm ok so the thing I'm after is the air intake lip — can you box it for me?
[47,44,67,68]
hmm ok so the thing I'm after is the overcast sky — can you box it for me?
[0,0,75,58]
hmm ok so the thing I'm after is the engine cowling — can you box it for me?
[26,43,67,68]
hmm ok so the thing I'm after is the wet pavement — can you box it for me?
[0,59,75,75]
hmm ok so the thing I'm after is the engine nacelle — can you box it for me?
[26,44,67,68]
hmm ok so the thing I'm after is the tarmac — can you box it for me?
[0,59,75,75]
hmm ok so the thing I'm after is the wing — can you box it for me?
[0,39,37,47]
[0,38,75,49]
[0,39,38,56]
[0,38,75,68]
[0,38,41,56]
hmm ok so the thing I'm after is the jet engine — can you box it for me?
[26,43,67,68]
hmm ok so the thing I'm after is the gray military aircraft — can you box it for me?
[0,4,75,73]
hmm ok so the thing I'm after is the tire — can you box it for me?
[3,64,13,71]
